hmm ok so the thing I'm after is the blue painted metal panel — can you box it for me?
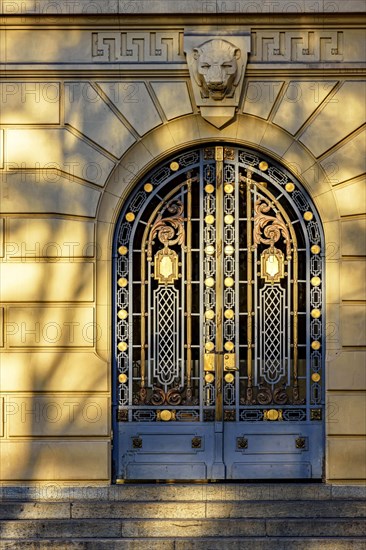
[117,422,217,480]
[224,422,324,479]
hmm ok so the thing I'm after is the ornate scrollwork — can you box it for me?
[293,385,305,405]
[273,386,289,405]
[134,387,147,405]
[149,387,166,406]
[148,386,183,406]
[166,388,183,406]
[253,197,292,259]
[255,385,289,405]
[256,385,272,405]
[147,199,185,261]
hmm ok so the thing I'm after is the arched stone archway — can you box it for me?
[93,113,341,479]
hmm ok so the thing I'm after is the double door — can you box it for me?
[113,145,324,480]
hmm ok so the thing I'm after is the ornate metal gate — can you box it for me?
[113,145,325,480]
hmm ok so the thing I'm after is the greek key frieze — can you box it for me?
[250,30,343,62]
[91,31,185,62]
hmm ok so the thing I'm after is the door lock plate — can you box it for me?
[204,353,215,372]
[224,353,237,371]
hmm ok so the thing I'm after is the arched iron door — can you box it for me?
[113,145,325,480]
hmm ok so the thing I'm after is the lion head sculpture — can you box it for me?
[193,39,241,101]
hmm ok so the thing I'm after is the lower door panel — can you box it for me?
[118,422,216,480]
[224,422,323,479]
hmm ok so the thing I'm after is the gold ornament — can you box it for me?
[125,212,135,222]
[304,211,313,221]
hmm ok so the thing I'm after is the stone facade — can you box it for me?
[0,0,365,483]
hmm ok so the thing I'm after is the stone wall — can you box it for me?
[0,0,365,483]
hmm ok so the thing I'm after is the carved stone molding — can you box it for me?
[92,31,184,63]
[251,30,344,63]
[185,33,250,128]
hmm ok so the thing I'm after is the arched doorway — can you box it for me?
[112,144,325,480]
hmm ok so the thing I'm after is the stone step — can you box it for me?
[1,483,365,502]
[1,518,365,539]
[1,540,366,550]
[1,500,365,520]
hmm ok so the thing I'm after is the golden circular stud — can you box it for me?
[205,342,215,351]
[304,211,313,221]
[144,183,153,193]
[266,409,279,421]
[224,277,234,287]
[224,309,234,320]
[118,309,128,320]
[118,277,128,288]
[118,373,128,383]
[205,245,215,255]
[311,309,321,319]
[224,214,234,225]
[224,245,235,256]
[125,212,135,222]
[311,276,321,287]
[311,245,321,254]
[205,277,215,287]
[118,342,128,352]
[160,410,172,421]
[205,184,215,193]
[285,183,295,192]
[224,183,234,193]
[205,309,215,320]
[311,341,321,350]
[205,214,215,225]
[224,341,235,351]
[225,373,235,383]
[259,161,268,171]
[311,373,321,382]
[170,162,179,171]
[205,373,215,383]
[118,245,128,255]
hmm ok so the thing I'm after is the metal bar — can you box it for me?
[293,245,299,398]
[199,156,204,419]
[215,146,224,422]
[140,229,147,400]
[246,170,253,404]
[186,175,193,402]
[234,153,240,419]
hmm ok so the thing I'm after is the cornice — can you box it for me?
[1,0,366,16]
[1,14,366,27]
